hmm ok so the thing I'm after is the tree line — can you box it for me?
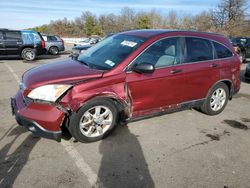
[30,0,250,37]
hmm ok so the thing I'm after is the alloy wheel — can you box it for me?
[79,105,113,138]
[210,88,226,111]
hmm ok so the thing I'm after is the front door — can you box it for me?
[126,37,187,117]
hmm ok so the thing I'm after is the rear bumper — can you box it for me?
[11,91,65,141]
[59,45,65,52]
[37,48,47,55]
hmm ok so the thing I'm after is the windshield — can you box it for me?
[77,34,146,70]
[81,38,90,43]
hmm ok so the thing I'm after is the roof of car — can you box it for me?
[0,28,20,32]
[120,29,225,39]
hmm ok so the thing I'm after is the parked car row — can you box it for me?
[71,36,101,57]
[0,29,65,61]
[71,34,113,57]
[42,34,65,55]
[230,37,250,63]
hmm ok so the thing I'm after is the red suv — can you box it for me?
[11,30,241,142]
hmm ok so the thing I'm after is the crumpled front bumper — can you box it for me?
[11,91,65,142]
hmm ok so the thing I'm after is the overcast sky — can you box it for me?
[0,0,223,29]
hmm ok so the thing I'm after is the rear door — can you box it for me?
[0,31,4,55]
[4,31,23,56]
[183,37,220,101]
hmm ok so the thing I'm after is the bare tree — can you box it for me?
[117,7,136,31]
[194,11,214,31]
[99,14,119,34]
[165,10,179,29]
[212,0,247,35]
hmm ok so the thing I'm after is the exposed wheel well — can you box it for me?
[221,80,233,100]
[76,96,129,121]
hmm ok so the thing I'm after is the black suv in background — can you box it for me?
[230,37,250,63]
[0,29,46,61]
[243,38,250,62]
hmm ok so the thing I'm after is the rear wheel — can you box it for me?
[21,48,36,61]
[49,46,59,55]
[69,99,118,142]
[201,83,229,115]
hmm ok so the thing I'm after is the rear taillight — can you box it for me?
[61,38,64,46]
[41,40,45,49]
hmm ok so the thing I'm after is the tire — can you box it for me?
[21,48,36,61]
[200,82,229,115]
[69,99,118,142]
[49,46,59,55]
[239,52,245,63]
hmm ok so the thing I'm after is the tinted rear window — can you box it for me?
[213,42,232,59]
[5,31,21,41]
[21,31,42,44]
[47,36,58,41]
[185,37,213,63]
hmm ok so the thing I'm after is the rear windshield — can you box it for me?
[21,30,42,45]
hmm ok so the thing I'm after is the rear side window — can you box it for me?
[185,37,213,63]
[47,36,58,41]
[5,31,21,41]
[213,42,232,59]
[21,31,41,44]
[0,32,3,40]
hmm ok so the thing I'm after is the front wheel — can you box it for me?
[69,99,118,142]
[21,48,36,61]
[201,83,229,115]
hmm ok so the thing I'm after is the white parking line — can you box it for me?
[61,140,101,187]
[4,63,20,82]
[5,63,100,188]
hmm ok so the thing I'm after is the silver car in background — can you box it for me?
[42,35,65,55]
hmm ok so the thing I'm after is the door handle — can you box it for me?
[210,63,219,68]
[170,69,182,74]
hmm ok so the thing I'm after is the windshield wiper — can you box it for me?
[76,59,91,68]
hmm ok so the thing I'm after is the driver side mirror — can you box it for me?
[132,63,155,74]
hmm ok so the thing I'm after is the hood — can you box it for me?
[23,59,103,89]
[73,44,92,50]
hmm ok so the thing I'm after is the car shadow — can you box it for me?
[0,126,40,187]
[97,125,155,188]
